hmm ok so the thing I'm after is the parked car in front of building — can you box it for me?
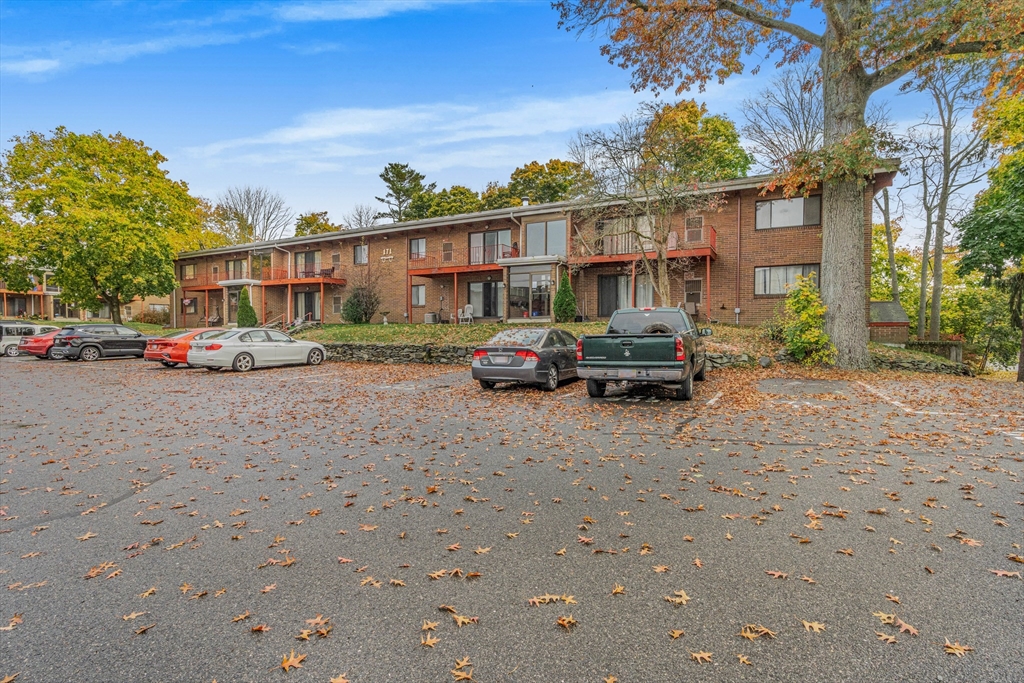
[2,322,59,357]
[144,328,224,367]
[50,325,151,361]
[576,307,711,400]
[17,328,62,359]
[187,328,326,372]
[471,327,578,391]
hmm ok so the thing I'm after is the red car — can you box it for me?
[145,328,224,367]
[18,329,62,359]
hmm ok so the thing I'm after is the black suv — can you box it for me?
[51,325,150,361]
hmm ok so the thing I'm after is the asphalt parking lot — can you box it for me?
[1,356,1022,682]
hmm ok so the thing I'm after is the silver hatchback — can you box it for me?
[471,328,578,391]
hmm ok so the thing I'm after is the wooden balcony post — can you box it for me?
[454,272,459,323]
[705,256,711,321]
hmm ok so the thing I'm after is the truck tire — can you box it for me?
[694,358,707,381]
[586,379,606,398]
[673,366,694,401]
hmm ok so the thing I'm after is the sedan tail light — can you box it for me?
[675,336,686,362]
[472,349,487,360]
[515,349,540,362]
[205,344,222,351]
[576,339,583,360]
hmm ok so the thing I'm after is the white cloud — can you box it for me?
[0,58,61,75]
[273,1,454,22]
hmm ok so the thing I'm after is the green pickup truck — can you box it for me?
[576,307,712,400]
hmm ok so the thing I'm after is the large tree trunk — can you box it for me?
[928,216,945,341]
[820,45,872,369]
[1018,314,1024,383]
[106,295,123,324]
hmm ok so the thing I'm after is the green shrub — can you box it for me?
[237,288,258,327]
[758,316,787,343]
[553,271,577,323]
[342,287,381,324]
[783,274,836,365]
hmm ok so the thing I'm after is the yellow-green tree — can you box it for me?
[645,100,752,181]
[294,210,340,236]
[1,127,199,324]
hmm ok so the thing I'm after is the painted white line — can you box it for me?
[706,391,723,406]
[1003,431,1024,443]
[857,381,967,416]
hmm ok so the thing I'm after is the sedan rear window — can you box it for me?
[607,311,687,334]
[484,329,544,347]
[207,330,242,340]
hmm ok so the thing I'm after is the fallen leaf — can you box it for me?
[737,654,752,665]
[251,624,271,633]
[895,618,918,636]
[231,611,251,623]
[876,632,897,644]
[421,633,440,648]
[886,594,900,604]
[281,650,306,672]
[943,639,973,657]
[765,571,788,579]
[556,614,578,630]
[802,621,826,633]
[653,565,670,573]
[329,675,350,683]
[611,584,626,596]
[690,651,713,664]
[989,569,1021,578]
[121,612,146,621]
[77,532,97,541]
[134,623,155,635]
[669,629,685,639]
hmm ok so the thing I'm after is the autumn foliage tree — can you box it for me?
[555,0,1023,368]
[1,127,199,324]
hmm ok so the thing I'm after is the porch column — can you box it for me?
[320,282,324,323]
[630,259,637,306]
[287,284,293,323]
[406,272,412,323]
[204,291,209,325]
[2,292,6,317]
[705,256,711,321]
[262,285,266,325]
[454,272,459,322]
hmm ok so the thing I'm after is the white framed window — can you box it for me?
[332,252,341,265]
[179,264,196,280]
[525,219,567,257]
[409,238,426,260]
[411,284,425,307]
[754,264,819,296]
[685,216,704,242]
[755,196,821,230]
[685,279,702,305]
[333,295,343,313]
[183,299,197,314]
[354,244,368,265]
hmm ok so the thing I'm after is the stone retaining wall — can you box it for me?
[323,342,471,365]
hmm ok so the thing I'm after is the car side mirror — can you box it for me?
[699,328,713,337]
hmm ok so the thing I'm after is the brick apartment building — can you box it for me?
[172,170,896,329]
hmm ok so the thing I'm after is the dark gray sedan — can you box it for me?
[471,328,578,391]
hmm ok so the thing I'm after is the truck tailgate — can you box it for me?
[581,335,678,365]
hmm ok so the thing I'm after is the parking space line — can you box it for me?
[856,381,968,416]
[706,391,723,406]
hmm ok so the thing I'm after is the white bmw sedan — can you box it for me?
[187,328,327,372]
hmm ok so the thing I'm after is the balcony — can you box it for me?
[178,266,346,289]
[408,244,513,275]
[575,226,718,264]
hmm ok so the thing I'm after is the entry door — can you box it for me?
[227,290,239,323]
[294,292,321,321]
[598,275,630,316]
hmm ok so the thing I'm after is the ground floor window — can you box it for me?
[333,295,343,314]
[597,275,631,316]
[293,291,321,321]
[509,267,551,318]
[635,274,654,308]
[754,264,819,296]
[411,284,425,307]
[685,279,702,306]
[182,298,197,314]
[53,297,75,318]
[468,282,504,317]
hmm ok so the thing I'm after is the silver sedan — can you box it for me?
[187,328,326,372]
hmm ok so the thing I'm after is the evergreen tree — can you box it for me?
[553,271,578,323]
[237,287,258,327]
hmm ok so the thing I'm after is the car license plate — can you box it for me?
[493,355,509,365]
[618,369,636,379]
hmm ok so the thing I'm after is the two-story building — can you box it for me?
[172,170,896,329]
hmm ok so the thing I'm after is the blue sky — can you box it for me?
[1,0,937,238]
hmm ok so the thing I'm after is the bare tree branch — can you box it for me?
[217,186,294,243]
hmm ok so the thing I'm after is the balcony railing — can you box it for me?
[409,244,513,271]
[594,226,717,257]
[178,266,344,288]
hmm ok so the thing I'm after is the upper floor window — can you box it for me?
[755,196,821,230]
[224,259,246,279]
[251,253,270,278]
[409,238,427,260]
[525,219,566,257]
[754,264,819,296]
[179,264,196,280]
[354,244,368,265]
[469,229,512,264]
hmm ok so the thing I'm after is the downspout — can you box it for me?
[735,193,742,325]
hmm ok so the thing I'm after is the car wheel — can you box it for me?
[694,358,707,381]
[586,379,606,398]
[307,349,324,366]
[4,345,19,357]
[44,348,53,360]
[673,365,694,401]
[542,363,559,392]
[80,346,101,362]
[161,361,179,367]
[478,380,495,390]
[232,353,254,372]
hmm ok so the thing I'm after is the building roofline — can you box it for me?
[177,165,900,260]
